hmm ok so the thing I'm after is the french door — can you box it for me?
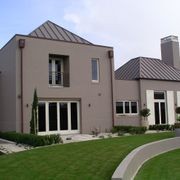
[38,101,80,135]
[154,101,166,124]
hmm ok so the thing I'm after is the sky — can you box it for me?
[0,0,180,69]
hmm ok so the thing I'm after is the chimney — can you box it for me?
[161,35,180,69]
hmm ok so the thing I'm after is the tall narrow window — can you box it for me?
[49,59,63,86]
[91,59,99,82]
[38,102,46,132]
[49,103,57,131]
[71,103,78,130]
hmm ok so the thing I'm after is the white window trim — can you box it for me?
[116,101,139,116]
[49,58,64,87]
[37,100,80,135]
[91,58,100,83]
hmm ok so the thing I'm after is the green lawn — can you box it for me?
[135,148,180,180]
[0,132,174,180]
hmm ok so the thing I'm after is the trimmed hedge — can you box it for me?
[0,132,62,147]
[149,125,174,131]
[111,126,147,134]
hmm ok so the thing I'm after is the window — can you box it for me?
[131,101,138,114]
[154,92,165,99]
[49,59,63,86]
[116,101,138,115]
[37,101,80,135]
[91,58,99,82]
[116,102,123,114]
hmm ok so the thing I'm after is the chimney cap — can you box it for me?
[161,35,178,44]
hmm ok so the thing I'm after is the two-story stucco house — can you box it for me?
[1,21,180,135]
[0,21,115,135]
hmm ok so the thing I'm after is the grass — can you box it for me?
[135,148,180,180]
[0,132,174,180]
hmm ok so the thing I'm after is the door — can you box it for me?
[154,102,166,124]
[38,101,80,135]
[59,101,79,134]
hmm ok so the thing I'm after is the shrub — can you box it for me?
[111,126,147,134]
[140,108,150,120]
[0,132,62,147]
[149,124,174,131]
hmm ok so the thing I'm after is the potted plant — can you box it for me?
[175,107,180,137]
[140,108,150,129]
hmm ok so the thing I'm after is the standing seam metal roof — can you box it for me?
[29,20,93,45]
[115,57,180,81]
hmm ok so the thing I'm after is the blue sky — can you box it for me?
[1,0,180,68]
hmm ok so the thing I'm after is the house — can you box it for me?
[0,21,115,135]
[0,21,180,135]
[115,35,180,126]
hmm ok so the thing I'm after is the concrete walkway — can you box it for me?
[112,137,180,180]
[0,138,31,154]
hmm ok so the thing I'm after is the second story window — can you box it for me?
[91,58,99,83]
[49,58,63,86]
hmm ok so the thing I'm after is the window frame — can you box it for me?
[91,58,100,83]
[49,58,64,87]
[116,101,138,115]
[37,100,80,135]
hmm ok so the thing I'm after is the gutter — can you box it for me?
[19,39,25,133]
[108,50,115,127]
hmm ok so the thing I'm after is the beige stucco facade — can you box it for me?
[0,35,114,134]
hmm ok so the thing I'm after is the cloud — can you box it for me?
[63,0,180,68]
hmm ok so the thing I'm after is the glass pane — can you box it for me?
[55,60,61,85]
[38,103,46,132]
[60,103,68,130]
[71,103,78,130]
[154,92,165,99]
[131,102,137,114]
[49,60,52,84]
[125,102,130,114]
[116,102,123,114]
[155,102,160,124]
[49,103,57,131]
[161,102,166,124]
[92,59,98,81]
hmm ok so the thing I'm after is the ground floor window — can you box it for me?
[38,101,80,135]
[116,101,138,115]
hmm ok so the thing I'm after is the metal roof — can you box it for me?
[29,20,92,45]
[115,57,180,81]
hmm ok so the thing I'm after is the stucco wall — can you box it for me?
[0,37,17,131]
[15,35,114,134]
[115,80,140,126]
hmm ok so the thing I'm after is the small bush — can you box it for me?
[111,126,147,135]
[0,132,62,147]
[149,125,173,131]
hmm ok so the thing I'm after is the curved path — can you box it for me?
[112,137,180,180]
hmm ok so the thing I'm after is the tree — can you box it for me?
[30,89,38,134]
[140,108,150,121]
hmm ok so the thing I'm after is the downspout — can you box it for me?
[19,39,25,133]
[108,50,115,127]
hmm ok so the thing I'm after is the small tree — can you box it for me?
[30,89,38,134]
[140,108,150,121]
